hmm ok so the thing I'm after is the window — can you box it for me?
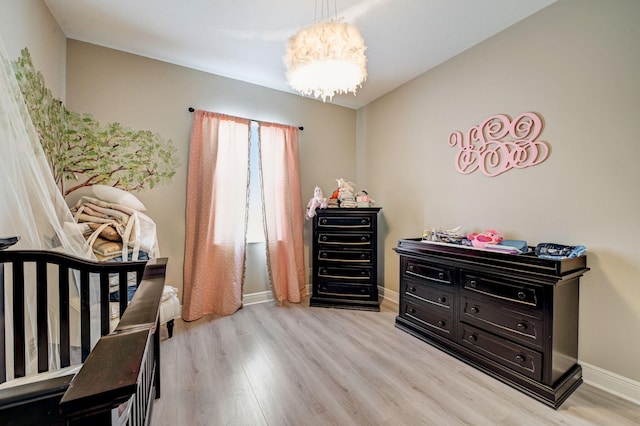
[246,121,265,243]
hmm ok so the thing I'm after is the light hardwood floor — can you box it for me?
[151,298,640,425]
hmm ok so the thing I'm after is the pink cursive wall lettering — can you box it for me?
[448,112,550,176]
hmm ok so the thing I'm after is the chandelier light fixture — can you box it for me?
[285,1,368,102]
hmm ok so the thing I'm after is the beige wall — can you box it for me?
[65,40,357,299]
[358,0,640,382]
[0,0,66,99]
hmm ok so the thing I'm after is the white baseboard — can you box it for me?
[242,285,311,306]
[242,290,273,306]
[581,361,640,406]
[380,286,399,305]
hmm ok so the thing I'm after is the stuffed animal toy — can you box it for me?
[336,178,355,194]
[467,229,503,248]
[305,186,328,220]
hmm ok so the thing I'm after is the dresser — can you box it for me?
[310,208,382,311]
[394,238,589,408]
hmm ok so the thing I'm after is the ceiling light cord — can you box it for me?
[315,0,338,23]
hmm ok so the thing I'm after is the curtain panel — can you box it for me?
[259,123,306,304]
[183,111,250,320]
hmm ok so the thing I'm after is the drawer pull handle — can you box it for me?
[517,291,527,300]
[321,219,327,225]
[360,254,367,259]
[437,296,447,304]
[470,306,479,314]
[409,286,416,292]
[438,272,445,280]
[516,354,526,363]
[322,236,328,241]
[408,308,416,314]
[469,334,478,342]
[516,322,528,330]
[361,236,367,242]
[361,219,367,224]
[408,264,415,271]
[438,320,446,327]
[469,280,478,288]
[322,253,328,258]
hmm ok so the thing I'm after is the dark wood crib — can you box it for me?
[0,246,168,425]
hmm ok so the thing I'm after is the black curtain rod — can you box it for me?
[188,107,303,131]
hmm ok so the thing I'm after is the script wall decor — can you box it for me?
[448,112,550,177]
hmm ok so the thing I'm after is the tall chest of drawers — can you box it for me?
[394,238,589,408]
[310,208,382,311]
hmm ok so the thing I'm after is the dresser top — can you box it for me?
[395,238,588,281]
[316,207,381,213]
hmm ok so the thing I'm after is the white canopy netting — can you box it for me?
[0,36,96,379]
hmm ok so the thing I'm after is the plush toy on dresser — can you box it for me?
[305,185,328,220]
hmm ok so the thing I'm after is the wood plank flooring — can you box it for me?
[151,298,640,425]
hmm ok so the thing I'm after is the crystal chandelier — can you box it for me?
[285,2,367,102]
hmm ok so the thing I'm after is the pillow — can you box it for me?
[92,185,146,211]
[65,186,94,208]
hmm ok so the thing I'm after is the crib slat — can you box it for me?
[119,271,128,319]
[0,263,6,384]
[36,261,48,373]
[59,265,70,368]
[12,261,26,379]
[80,270,91,362]
[100,272,110,336]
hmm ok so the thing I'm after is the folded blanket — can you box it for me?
[340,201,357,208]
[535,243,586,259]
[72,195,160,259]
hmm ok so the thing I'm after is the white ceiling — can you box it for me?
[44,0,556,109]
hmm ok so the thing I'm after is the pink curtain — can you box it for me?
[259,123,305,304]
[183,111,250,321]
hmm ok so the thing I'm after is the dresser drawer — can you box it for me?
[317,215,372,229]
[317,232,372,247]
[459,324,542,381]
[317,282,374,299]
[460,295,543,349]
[317,249,371,263]
[404,278,453,309]
[401,299,454,339]
[460,271,542,310]
[318,266,371,281]
[403,259,453,287]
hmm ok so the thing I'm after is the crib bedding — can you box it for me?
[71,192,161,309]
[71,195,160,261]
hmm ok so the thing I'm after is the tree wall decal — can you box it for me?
[12,48,179,196]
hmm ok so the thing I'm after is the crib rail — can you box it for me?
[0,255,167,425]
[0,249,147,383]
[60,258,166,424]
